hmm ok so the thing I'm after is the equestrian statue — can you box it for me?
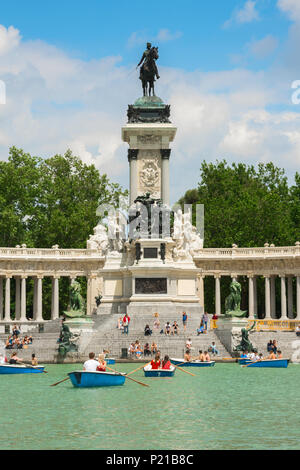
[137,42,160,97]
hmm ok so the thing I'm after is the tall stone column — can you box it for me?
[33,277,37,319]
[287,276,294,319]
[280,275,288,320]
[0,277,3,320]
[196,274,205,312]
[253,276,258,318]
[20,276,27,322]
[15,277,21,320]
[128,150,138,205]
[4,276,11,321]
[51,276,60,320]
[248,275,255,319]
[214,275,221,316]
[270,276,276,318]
[35,276,43,322]
[161,149,171,206]
[87,274,97,316]
[264,275,271,319]
[296,276,300,321]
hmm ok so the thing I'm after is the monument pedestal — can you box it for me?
[215,316,249,355]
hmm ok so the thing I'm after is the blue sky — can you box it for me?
[0,0,300,202]
[0,0,291,69]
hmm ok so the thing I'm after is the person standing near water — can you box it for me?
[182,312,188,332]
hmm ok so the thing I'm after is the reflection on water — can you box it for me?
[0,363,299,450]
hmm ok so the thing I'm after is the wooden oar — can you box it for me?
[106,365,149,388]
[127,361,151,376]
[51,377,70,386]
[18,362,48,373]
[173,364,196,377]
[242,359,263,368]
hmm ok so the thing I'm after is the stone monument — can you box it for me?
[87,44,204,316]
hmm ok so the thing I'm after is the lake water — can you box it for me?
[1,363,299,450]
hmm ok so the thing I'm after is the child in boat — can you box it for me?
[150,354,161,369]
[277,350,283,359]
[162,355,171,370]
[268,351,276,360]
[31,354,38,366]
[96,354,107,372]
[204,351,210,362]
[198,350,205,362]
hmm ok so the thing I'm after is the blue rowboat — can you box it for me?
[68,370,126,388]
[171,358,215,368]
[106,358,115,365]
[143,365,176,377]
[0,364,45,374]
[244,359,289,368]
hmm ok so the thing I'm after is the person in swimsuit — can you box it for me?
[9,352,23,364]
[184,349,191,362]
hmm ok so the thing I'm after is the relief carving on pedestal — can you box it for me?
[138,151,161,199]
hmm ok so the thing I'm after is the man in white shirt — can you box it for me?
[83,352,100,371]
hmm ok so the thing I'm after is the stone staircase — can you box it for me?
[81,313,229,359]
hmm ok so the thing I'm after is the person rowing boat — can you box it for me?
[9,352,23,364]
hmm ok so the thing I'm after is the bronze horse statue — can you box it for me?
[139,47,159,97]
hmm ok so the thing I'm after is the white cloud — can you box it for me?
[127,29,182,48]
[224,1,260,28]
[0,25,21,55]
[277,0,300,22]
[156,29,183,42]
[248,35,278,58]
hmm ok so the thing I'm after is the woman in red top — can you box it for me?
[96,353,107,372]
[162,355,171,370]
[150,353,161,369]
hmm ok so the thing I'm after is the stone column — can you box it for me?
[33,277,37,319]
[51,276,60,320]
[264,275,271,319]
[196,274,205,312]
[20,276,27,322]
[128,150,138,205]
[35,276,43,322]
[86,274,97,316]
[248,275,255,319]
[4,276,11,321]
[287,276,294,319]
[15,277,21,320]
[270,276,276,318]
[161,149,171,206]
[280,275,288,320]
[296,276,300,321]
[253,276,258,318]
[214,275,221,316]
[0,277,3,320]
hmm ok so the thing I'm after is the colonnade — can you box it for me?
[211,274,300,320]
[0,275,61,322]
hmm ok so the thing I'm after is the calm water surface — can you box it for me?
[0,363,299,450]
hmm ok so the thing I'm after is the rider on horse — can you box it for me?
[137,42,160,80]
